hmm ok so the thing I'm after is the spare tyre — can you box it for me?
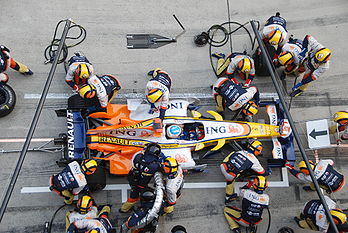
[0,83,16,117]
[253,44,276,77]
[85,165,107,192]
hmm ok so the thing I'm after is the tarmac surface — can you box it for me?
[1,0,348,232]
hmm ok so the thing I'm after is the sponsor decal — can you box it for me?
[168,102,183,109]
[67,110,75,159]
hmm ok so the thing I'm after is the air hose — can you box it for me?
[43,204,67,233]
[44,19,87,64]
[197,21,260,78]
[265,206,271,233]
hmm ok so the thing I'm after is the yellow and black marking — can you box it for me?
[117,119,154,129]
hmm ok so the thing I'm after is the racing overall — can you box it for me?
[66,206,98,231]
[0,45,32,83]
[163,166,184,214]
[288,159,345,193]
[224,188,269,231]
[121,173,165,233]
[146,70,171,120]
[49,161,87,204]
[120,151,163,213]
[212,78,260,113]
[296,196,336,232]
[278,38,304,74]
[67,206,112,233]
[87,74,121,108]
[214,53,255,87]
[220,150,265,202]
[261,15,288,50]
[65,55,94,90]
[291,35,330,96]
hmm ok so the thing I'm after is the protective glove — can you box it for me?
[292,82,303,91]
[243,83,250,88]
[73,84,79,91]
[285,161,294,170]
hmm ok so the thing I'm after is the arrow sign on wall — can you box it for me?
[309,129,328,139]
[306,119,330,149]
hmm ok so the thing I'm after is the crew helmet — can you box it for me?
[314,48,331,63]
[76,63,91,79]
[81,159,98,175]
[268,30,283,46]
[247,140,263,156]
[242,100,258,116]
[333,111,348,125]
[162,157,179,179]
[76,195,94,214]
[237,58,252,73]
[144,143,161,157]
[298,160,315,175]
[146,89,164,103]
[166,125,183,139]
[140,190,155,202]
[278,51,294,66]
[252,176,268,192]
[330,208,347,225]
[79,84,97,99]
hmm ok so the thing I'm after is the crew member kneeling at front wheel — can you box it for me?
[224,176,270,233]
[49,159,98,205]
[212,77,260,117]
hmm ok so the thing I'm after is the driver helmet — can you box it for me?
[167,125,183,139]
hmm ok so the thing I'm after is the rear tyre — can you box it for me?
[0,83,16,117]
[86,166,107,192]
[253,44,276,77]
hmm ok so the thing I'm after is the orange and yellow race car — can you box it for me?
[60,98,293,175]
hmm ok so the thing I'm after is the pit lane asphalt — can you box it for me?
[1,0,348,232]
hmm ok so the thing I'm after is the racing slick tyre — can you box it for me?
[85,165,106,192]
[253,44,276,77]
[0,83,16,117]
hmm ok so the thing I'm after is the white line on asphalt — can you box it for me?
[24,93,279,100]
[21,168,288,202]
[0,138,54,143]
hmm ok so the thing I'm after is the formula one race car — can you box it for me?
[57,96,295,175]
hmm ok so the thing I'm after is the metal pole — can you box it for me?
[250,20,339,233]
[0,19,72,223]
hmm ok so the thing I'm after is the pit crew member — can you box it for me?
[261,12,288,50]
[224,176,270,233]
[212,52,255,87]
[285,159,345,194]
[67,205,112,233]
[290,35,331,97]
[0,45,33,83]
[79,74,121,108]
[65,53,94,90]
[212,77,260,116]
[119,143,164,213]
[294,195,347,232]
[49,159,98,205]
[162,157,184,214]
[332,111,348,142]
[220,140,266,203]
[146,68,171,122]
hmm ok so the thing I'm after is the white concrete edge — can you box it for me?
[21,168,288,202]
[0,138,54,143]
